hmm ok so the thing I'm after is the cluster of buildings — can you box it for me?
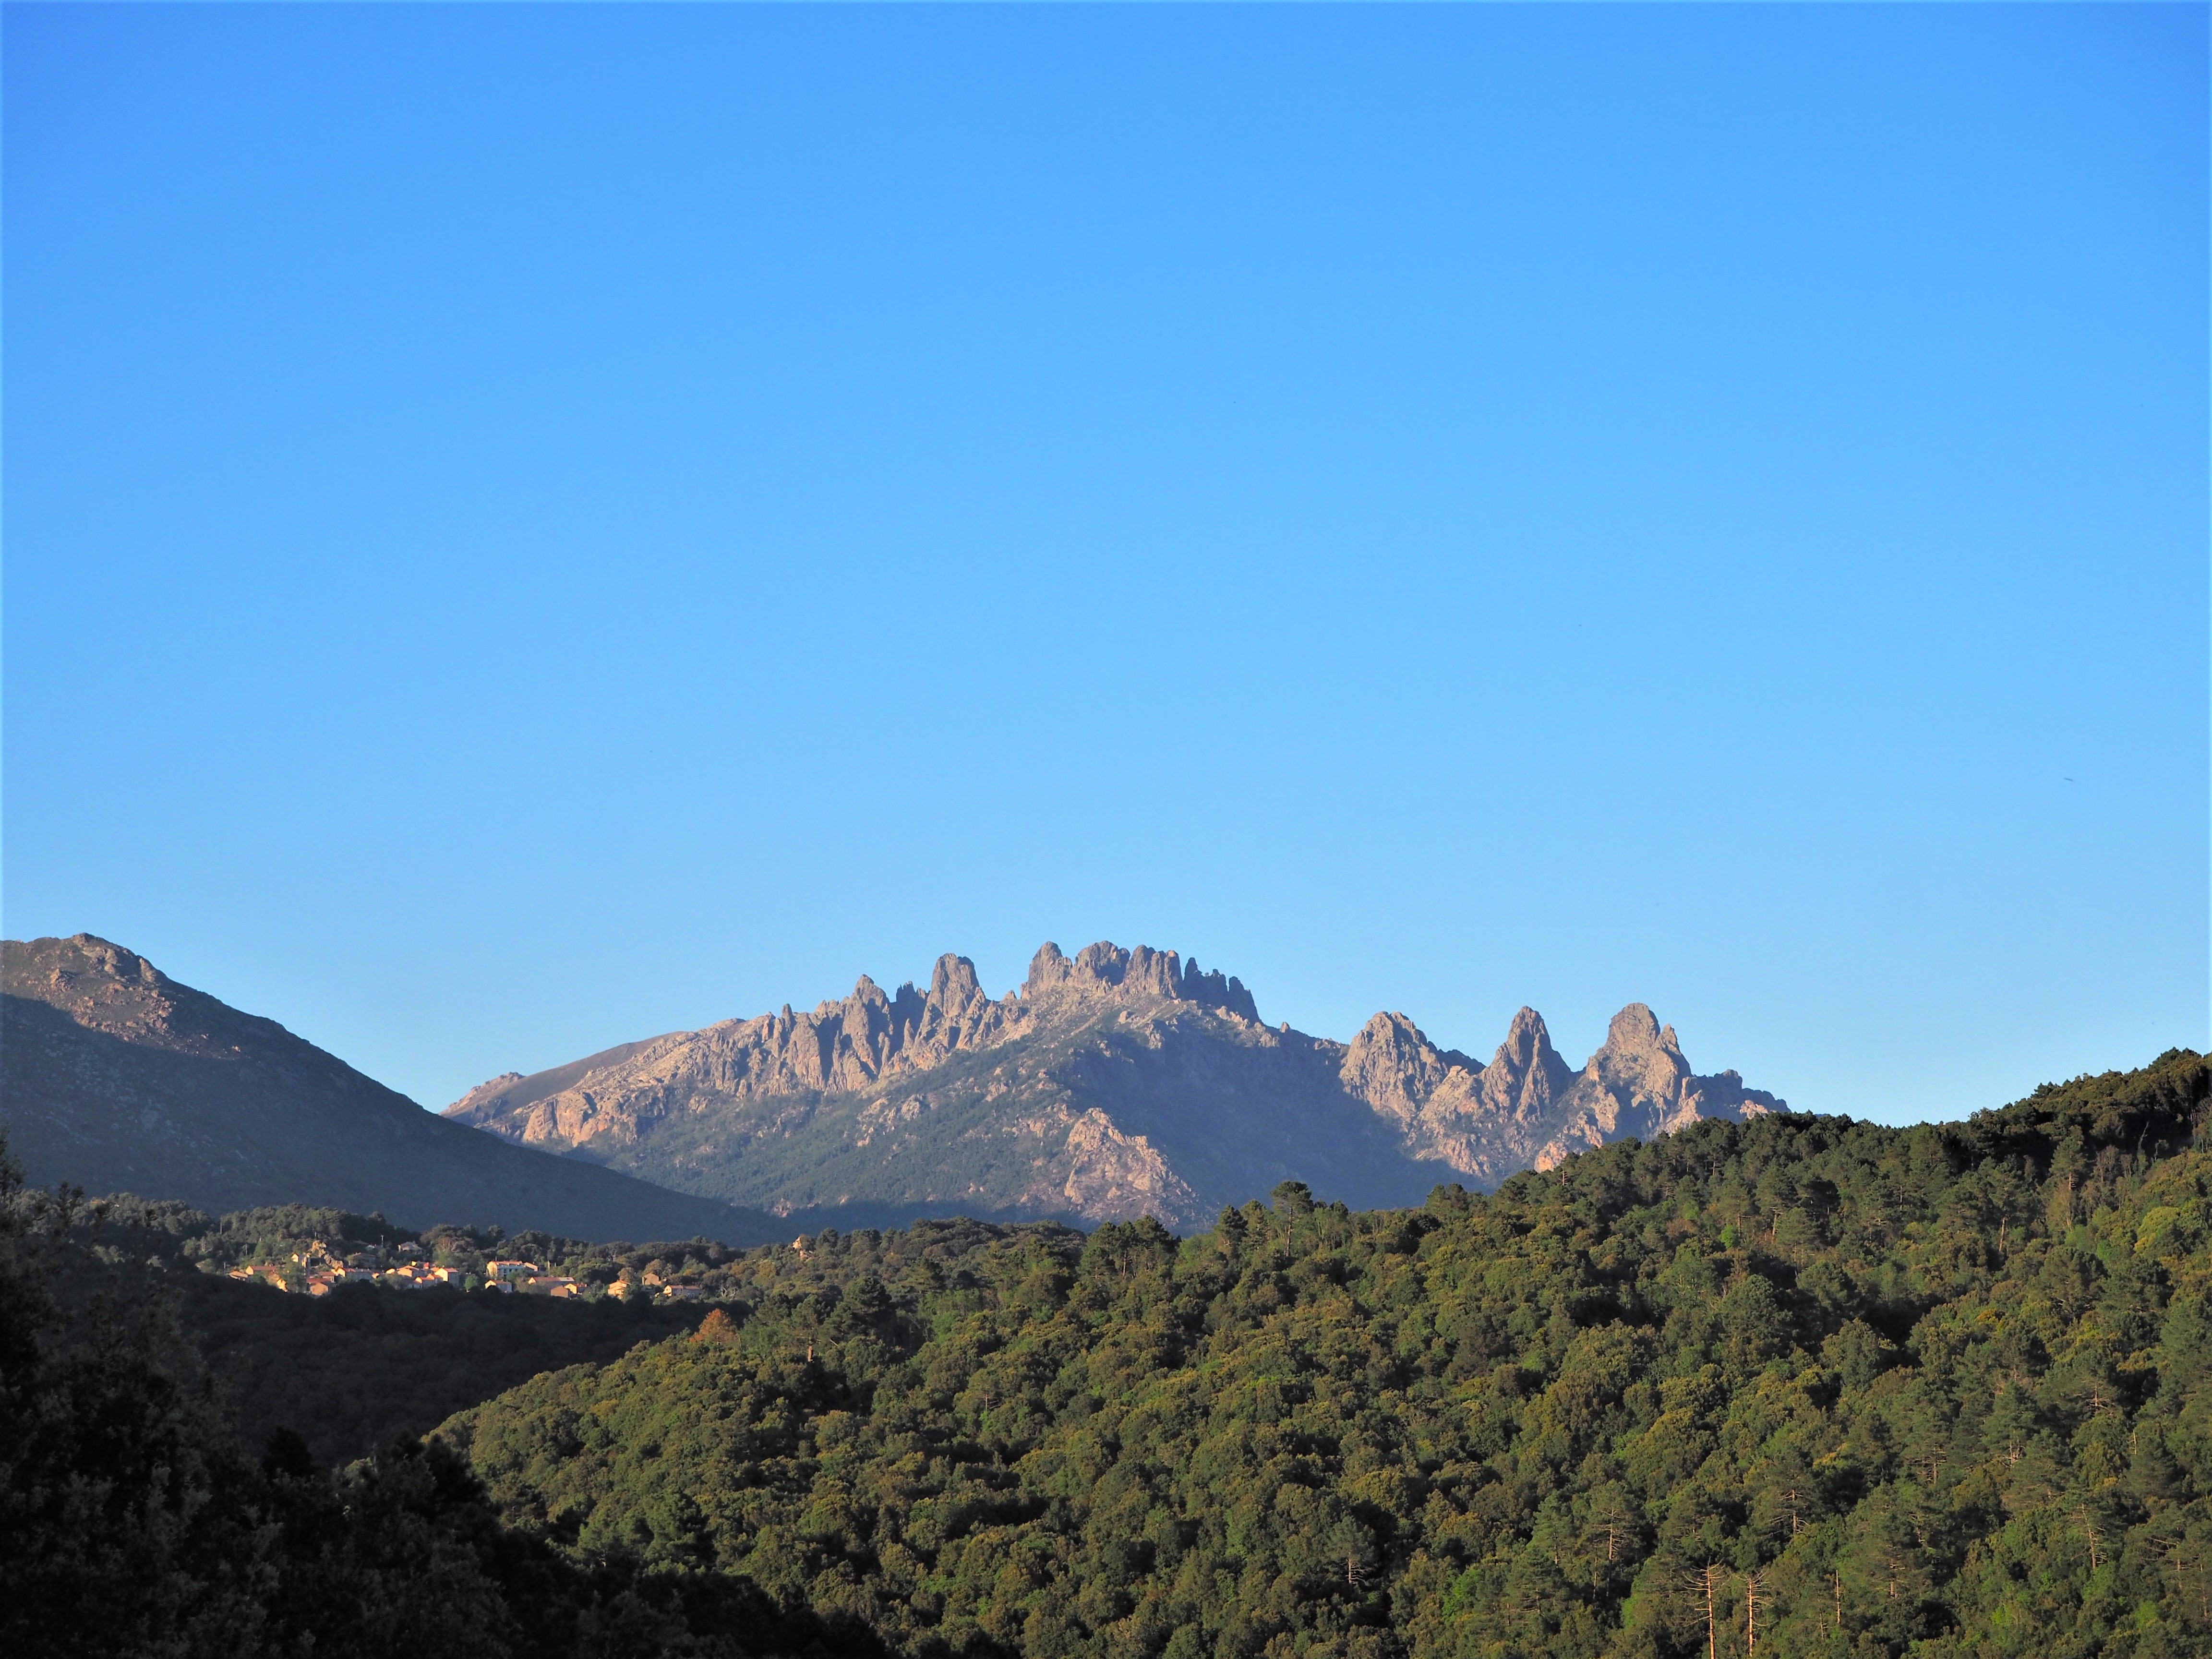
[610,1266,706,1302]
[484,1259,585,1298]
[227,1242,470,1297]
[220,1245,712,1304]
[481,1261,708,1301]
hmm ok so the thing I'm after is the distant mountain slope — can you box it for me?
[447,1034,678,1127]
[1,934,781,1245]
[445,939,1782,1228]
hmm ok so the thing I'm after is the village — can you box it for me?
[225,1238,710,1302]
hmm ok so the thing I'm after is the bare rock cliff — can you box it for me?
[1533,1003,1782,1169]
[445,940,1785,1229]
[445,941,1262,1159]
[1335,1005,1586,1184]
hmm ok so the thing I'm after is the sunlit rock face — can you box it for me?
[448,941,1783,1230]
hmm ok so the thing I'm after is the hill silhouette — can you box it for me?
[2,934,781,1244]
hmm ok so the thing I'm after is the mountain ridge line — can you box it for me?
[444,937,1785,1229]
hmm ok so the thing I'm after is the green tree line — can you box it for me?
[2,1189,787,1467]
[6,1050,2210,1658]
[445,1051,2212,1659]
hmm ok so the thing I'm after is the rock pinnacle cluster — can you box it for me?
[447,940,1782,1229]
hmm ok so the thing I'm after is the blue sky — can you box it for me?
[5,5,2205,1125]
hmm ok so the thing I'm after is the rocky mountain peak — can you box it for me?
[926,954,986,1018]
[1331,997,1777,1188]
[1021,940,1258,1022]
[67,933,169,987]
[1337,1003,1571,1154]
[1480,1008,1573,1121]
[1495,1006,1553,1064]
[1584,1002,1691,1095]
[7,933,170,1000]
[1022,940,1180,1001]
[1527,1002,1782,1170]
[439,945,1784,1228]
[1355,1010,1427,1057]
[1022,941,1071,996]
[1340,1011,1465,1126]
[1177,958,1257,1021]
[4,932,221,1051]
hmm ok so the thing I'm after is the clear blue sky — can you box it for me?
[5,5,2205,1126]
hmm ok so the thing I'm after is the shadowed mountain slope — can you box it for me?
[446,939,1783,1228]
[1,934,781,1244]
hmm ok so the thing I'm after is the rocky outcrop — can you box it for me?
[1335,999,1779,1179]
[445,1034,674,1126]
[1038,1106,1201,1220]
[1327,1009,1592,1185]
[4,929,1786,1240]
[1339,1012,1477,1129]
[1022,941,1259,1021]
[1530,1004,1781,1169]
[446,942,1262,1160]
[460,959,1020,1153]
[447,940,1785,1229]
[1334,1005,1586,1184]
[1338,1004,1577,1139]
[1482,1007,1579,1126]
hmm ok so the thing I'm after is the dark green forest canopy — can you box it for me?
[5,1191,756,1466]
[442,1051,2212,1659]
[12,1184,1097,1471]
[7,1049,2212,1659]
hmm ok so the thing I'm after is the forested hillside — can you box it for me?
[7,1051,2211,1659]
[7,1191,755,1465]
[445,1049,2212,1659]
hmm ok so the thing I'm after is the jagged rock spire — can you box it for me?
[1022,940,1257,1021]
[443,944,1782,1227]
[1480,1008,1574,1122]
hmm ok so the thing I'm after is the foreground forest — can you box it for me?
[5,1050,2210,1659]
[11,1195,743,1466]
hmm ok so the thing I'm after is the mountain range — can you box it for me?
[445,938,1783,1230]
[3,931,1783,1238]
[1,934,782,1244]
